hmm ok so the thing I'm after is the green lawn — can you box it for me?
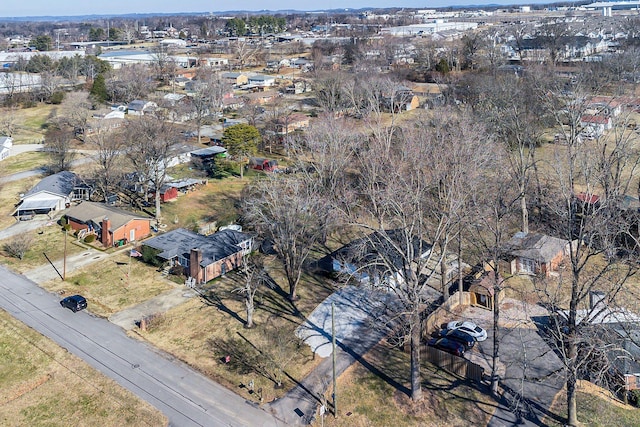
[1,152,48,175]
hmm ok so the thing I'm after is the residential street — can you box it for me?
[0,265,282,427]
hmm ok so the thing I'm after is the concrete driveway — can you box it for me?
[457,300,566,426]
[23,248,111,283]
[109,286,197,330]
[270,285,441,425]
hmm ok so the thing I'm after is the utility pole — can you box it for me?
[331,301,337,418]
[62,228,67,280]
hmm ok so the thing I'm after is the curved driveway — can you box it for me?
[0,265,281,427]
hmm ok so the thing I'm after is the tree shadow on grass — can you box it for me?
[199,290,246,325]
[256,272,302,320]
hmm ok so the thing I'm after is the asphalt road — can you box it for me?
[0,265,282,427]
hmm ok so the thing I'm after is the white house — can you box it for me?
[248,74,276,87]
[127,100,157,116]
[15,171,91,217]
[0,136,12,161]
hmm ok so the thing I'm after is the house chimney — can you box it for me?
[190,248,203,284]
[101,217,111,247]
[589,290,606,310]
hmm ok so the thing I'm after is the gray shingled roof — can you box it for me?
[65,201,150,231]
[143,228,251,266]
[332,229,433,273]
[506,232,569,263]
[24,171,78,199]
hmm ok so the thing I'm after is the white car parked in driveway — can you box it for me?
[446,320,488,342]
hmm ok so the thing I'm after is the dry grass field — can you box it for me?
[0,177,40,230]
[135,256,334,404]
[544,381,640,427]
[40,251,176,318]
[1,151,48,175]
[5,104,56,144]
[0,224,86,273]
[0,309,167,427]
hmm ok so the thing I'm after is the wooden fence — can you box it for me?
[423,345,485,382]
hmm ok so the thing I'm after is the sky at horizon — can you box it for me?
[1,0,556,18]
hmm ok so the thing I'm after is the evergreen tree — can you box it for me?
[90,74,108,103]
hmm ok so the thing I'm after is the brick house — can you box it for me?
[65,201,151,247]
[501,232,569,277]
[142,228,253,284]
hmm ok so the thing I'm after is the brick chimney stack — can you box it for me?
[190,248,203,283]
[102,217,111,247]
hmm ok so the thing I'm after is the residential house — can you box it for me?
[329,229,432,290]
[381,86,420,112]
[501,232,569,277]
[221,72,248,86]
[248,157,278,172]
[284,80,312,95]
[200,57,229,68]
[0,136,12,160]
[555,291,640,394]
[248,74,276,87]
[142,228,253,284]
[222,95,245,110]
[86,113,125,135]
[65,201,151,247]
[161,93,195,122]
[588,96,623,117]
[242,89,279,105]
[275,113,310,135]
[15,171,91,218]
[127,100,157,116]
[580,114,612,137]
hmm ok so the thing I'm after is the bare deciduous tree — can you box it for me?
[87,124,125,202]
[234,254,268,329]
[188,71,229,143]
[536,80,640,425]
[335,111,495,402]
[124,116,177,222]
[242,175,324,301]
[57,91,93,141]
[44,124,75,173]
[0,107,18,137]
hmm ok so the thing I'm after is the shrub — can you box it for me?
[3,234,33,260]
[49,91,65,104]
[629,389,640,407]
[84,234,96,243]
[141,245,163,267]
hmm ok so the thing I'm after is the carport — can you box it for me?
[14,198,60,217]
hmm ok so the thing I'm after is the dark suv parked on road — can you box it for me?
[60,295,87,312]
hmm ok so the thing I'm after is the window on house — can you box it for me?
[177,255,189,267]
[519,257,537,274]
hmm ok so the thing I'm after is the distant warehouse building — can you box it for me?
[380,21,478,36]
